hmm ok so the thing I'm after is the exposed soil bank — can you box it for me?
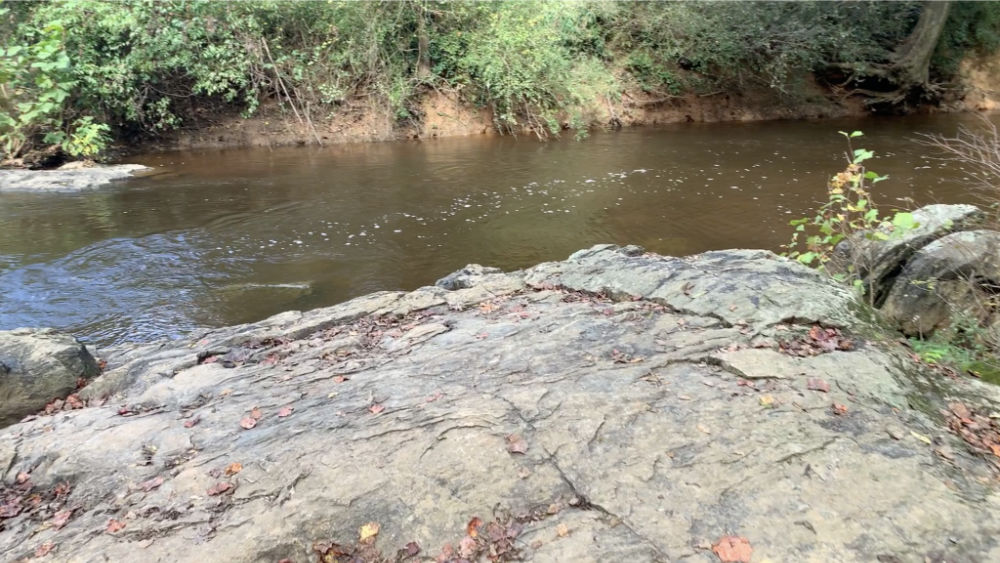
[128,55,1000,153]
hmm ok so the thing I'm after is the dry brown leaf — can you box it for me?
[34,542,55,557]
[224,462,243,476]
[506,434,528,454]
[832,403,849,415]
[467,516,483,537]
[51,509,73,529]
[239,416,257,430]
[206,482,233,496]
[806,378,830,393]
[369,403,385,415]
[333,375,349,383]
[711,535,752,563]
[139,475,164,492]
[183,416,201,428]
[105,519,126,534]
[250,407,263,420]
[556,523,570,538]
[277,406,294,417]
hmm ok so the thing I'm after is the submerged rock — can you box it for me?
[0,328,100,426]
[0,164,149,191]
[1,246,999,562]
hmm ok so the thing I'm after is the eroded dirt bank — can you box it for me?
[3,245,1000,562]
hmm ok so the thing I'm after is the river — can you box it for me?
[0,114,988,345]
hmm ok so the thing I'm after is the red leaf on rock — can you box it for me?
[712,535,752,562]
[250,407,263,420]
[402,541,420,558]
[184,416,201,428]
[278,406,294,417]
[425,392,444,403]
[65,394,84,409]
[333,375,349,383]
[239,416,257,430]
[16,471,30,484]
[369,403,385,415]
[806,378,830,393]
[34,542,55,557]
[506,434,528,454]
[224,462,243,476]
[51,509,74,529]
[832,403,849,415]
[139,476,164,492]
[206,482,233,496]
[458,536,477,558]
[0,500,23,518]
[105,519,126,533]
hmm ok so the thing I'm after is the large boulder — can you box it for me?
[1,246,999,561]
[829,203,983,305]
[881,230,1000,336]
[0,328,100,426]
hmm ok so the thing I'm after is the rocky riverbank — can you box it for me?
[0,163,149,192]
[3,245,1000,562]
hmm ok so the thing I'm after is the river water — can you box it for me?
[0,114,989,345]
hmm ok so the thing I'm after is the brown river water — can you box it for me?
[0,114,990,345]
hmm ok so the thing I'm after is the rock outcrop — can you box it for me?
[0,328,100,427]
[829,203,984,305]
[0,164,149,192]
[2,246,1000,562]
[882,229,1000,336]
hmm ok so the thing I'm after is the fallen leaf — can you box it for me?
[359,521,380,543]
[224,462,243,476]
[425,391,444,403]
[277,406,294,417]
[711,535,752,563]
[219,388,233,397]
[139,475,164,492]
[400,541,421,558]
[333,375,349,383]
[250,407,263,420]
[458,536,477,558]
[369,403,385,415]
[16,471,30,484]
[696,424,712,434]
[759,395,775,408]
[506,434,528,454]
[183,416,201,428]
[556,523,570,538]
[832,403,848,415]
[911,431,932,445]
[467,516,483,537]
[105,519,126,534]
[206,482,233,496]
[51,509,74,529]
[806,378,830,393]
[34,542,55,557]
[239,416,257,430]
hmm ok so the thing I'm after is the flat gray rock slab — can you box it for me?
[0,164,148,191]
[1,245,999,562]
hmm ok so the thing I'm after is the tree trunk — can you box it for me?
[416,2,431,80]
[892,1,951,87]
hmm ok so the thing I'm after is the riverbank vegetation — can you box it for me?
[2,1,1000,162]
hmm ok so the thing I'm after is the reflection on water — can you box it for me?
[0,114,987,345]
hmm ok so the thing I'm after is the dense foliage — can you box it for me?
[2,0,999,159]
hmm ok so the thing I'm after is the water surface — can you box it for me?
[0,114,987,345]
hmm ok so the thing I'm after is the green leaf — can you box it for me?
[892,212,916,231]
[797,252,817,265]
[850,130,863,138]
